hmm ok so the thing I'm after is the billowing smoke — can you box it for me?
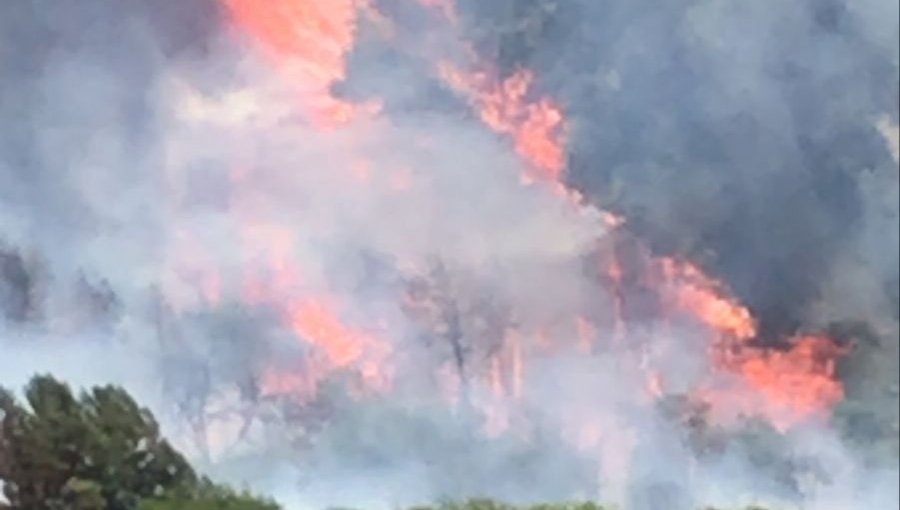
[1,1,898,509]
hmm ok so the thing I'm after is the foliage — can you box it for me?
[0,375,277,510]
[137,480,279,510]
[405,501,611,510]
[401,500,781,510]
[55,478,106,510]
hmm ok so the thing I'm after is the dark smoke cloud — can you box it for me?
[457,0,898,338]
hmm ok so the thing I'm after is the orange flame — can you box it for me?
[662,258,757,340]
[288,297,391,389]
[222,0,378,126]
[209,0,396,403]
[438,64,566,182]
[707,334,849,430]
[658,257,847,427]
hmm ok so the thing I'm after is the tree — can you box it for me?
[56,478,106,510]
[402,259,511,409]
[0,375,277,510]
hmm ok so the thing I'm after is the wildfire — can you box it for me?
[211,0,848,454]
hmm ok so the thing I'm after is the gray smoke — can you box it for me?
[455,0,899,332]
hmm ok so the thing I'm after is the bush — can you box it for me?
[138,481,279,510]
[402,500,781,510]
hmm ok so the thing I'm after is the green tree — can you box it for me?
[55,478,106,510]
[0,376,193,509]
[137,480,279,510]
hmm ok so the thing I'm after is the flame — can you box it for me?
[221,0,378,126]
[205,0,397,403]
[288,297,391,389]
[657,257,846,427]
[662,258,757,341]
[211,0,848,461]
[708,334,849,430]
[439,64,566,182]
[230,216,392,397]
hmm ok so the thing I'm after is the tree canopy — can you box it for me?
[0,375,277,510]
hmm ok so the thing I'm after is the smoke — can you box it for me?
[1,0,898,509]
[471,0,899,335]
[457,0,900,479]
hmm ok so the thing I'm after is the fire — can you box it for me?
[656,257,847,427]
[221,0,378,126]
[439,64,566,183]
[288,298,368,367]
[229,217,392,397]
[206,0,396,402]
[287,297,392,390]
[661,258,757,341]
[708,334,849,430]
[210,0,848,459]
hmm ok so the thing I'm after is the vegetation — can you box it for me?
[136,481,279,510]
[0,375,277,510]
[402,500,779,510]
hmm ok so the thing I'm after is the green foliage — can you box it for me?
[407,501,613,510]
[55,478,106,510]
[137,480,279,510]
[0,375,277,510]
[401,501,782,510]
[0,375,195,509]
